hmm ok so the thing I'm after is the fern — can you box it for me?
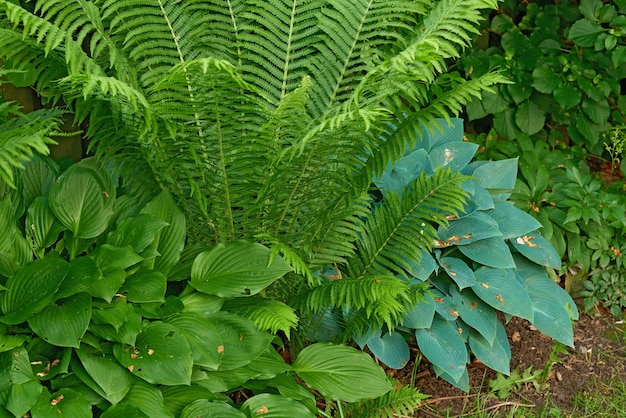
[222,297,299,339]
[345,384,429,418]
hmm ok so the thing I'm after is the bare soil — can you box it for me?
[393,310,626,417]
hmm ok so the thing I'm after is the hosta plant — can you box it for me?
[0,157,417,417]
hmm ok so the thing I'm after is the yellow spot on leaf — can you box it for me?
[217,345,225,354]
[50,394,64,406]
[256,404,269,414]
[495,294,505,303]
[516,235,541,248]
[481,283,490,289]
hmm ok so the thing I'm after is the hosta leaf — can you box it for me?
[429,142,478,172]
[57,257,102,299]
[510,234,561,269]
[436,212,502,247]
[180,400,246,418]
[118,270,167,303]
[161,385,217,418]
[438,257,476,289]
[141,190,186,275]
[28,292,91,348]
[26,196,64,253]
[100,404,149,418]
[90,244,144,270]
[403,293,436,329]
[293,343,392,402]
[469,322,511,375]
[31,388,91,418]
[487,202,542,239]
[434,364,470,391]
[107,214,169,253]
[242,394,316,418]
[88,267,127,303]
[20,154,58,210]
[472,267,534,321]
[205,312,273,371]
[457,237,515,269]
[191,241,292,297]
[451,287,497,345]
[113,379,172,418]
[180,292,224,317]
[74,344,133,405]
[113,322,193,385]
[466,158,518,200]
[164,312,223,370]
[48,162,114,239]
[2,380,43,417]
[366,330,410,369]
[415,316,468,383]
[0,198,16,253]
[0,259,69,324]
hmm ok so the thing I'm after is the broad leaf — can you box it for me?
[164,312,223,370]
[30,388,91,418]
[568,19,604,46]
[451,287,497,345]
[25,196,64,253]
[28,292,91,348]
[466,158,518,200]
[118,270,167,303]
[0,259,69,324]
[1,380,43,418]
[191,241,292,297]
[161,385,217,418]
[403,293,436,329]
[180,292,224,317]
[57,257,102,299]
[554,83,581,109]
[106,214,169,253]
[487,202,542,239]
[510,234,561,269]
[180,400,246,418]
[114,379,172,418]
[472,267,534,321]
[242,394,316,418]
[74,344,133,405]
[88,267,127,303]
[515,101,545,136]
[436,212,502,247]
[90,244,144,270]
[415,316,468,383]
[457,237,515,269]
[292,343,392,402]
[469,323,511,375]
[365,330,410,369]
[429,142,478,172]
[438,256,476,289]
[113,322,193,385]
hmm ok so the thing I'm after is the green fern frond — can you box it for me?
[346,384,429,418]
[348,168,468,279]
[0,105,63,188]
[222,297,299,339]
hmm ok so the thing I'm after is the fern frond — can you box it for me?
[345,384,429,418]
[0,105,63,188]
[348,168,468,279]
[222,297,299,339]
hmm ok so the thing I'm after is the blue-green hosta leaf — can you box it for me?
[164,312,223,370]
[113,379,172,418]
[439,257,476,289]
[0,258,69,324]
[90,244,144,271]
[113,322,193,385]
[206,312,274,371]
[458,237,515,269]
[433,365,470,392]
[376,149,434,196]
[31,388,91,418]
[366,331,410,369]
[191,241,292,297]
[406,250,437,281]
[26,196,64,253]
[57,257,102,299]
[451,287,497,345]
[463,180,494,211]
[523,274,575,347]
[74,344,133,405]
[28,292,91,348]
[464,158,518,200]
[436,212,502,247]
[106,214,169,253]
[180,400,246,418]
[510,234,562,270]
[48,162,114,239]
[118,270,167,303]
[487,202,542,239]
[416,316,468,383]
[472,267,534,321]
[403,293,436,329]
[140,190,186,275]
[431,290,460,321]
[300,307,341,343]
[293,343,392,402]
[468,321,511,375]
[242,394,316,418]
[429,141,478,172]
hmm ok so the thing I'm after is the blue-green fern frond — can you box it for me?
[347,168,468,279]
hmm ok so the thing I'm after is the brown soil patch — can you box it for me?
[393,312,626,417]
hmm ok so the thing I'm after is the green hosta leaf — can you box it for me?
[206,312,273,371]
[487,202,542,239]
[554,83,582,109]
[451,287,497,345]
[191,241,292,297]
[141,190,186,275]
[439,257,476,289]
[74,344,133,405]
[20,155,58,210]
[31,388,91,418]
[403,293,436,329]
[113,322,193,385]
[515,101,545,136]
[100,404,149,418]
[28,292,91,348]
[113,379,172,418]
[26,196,64,253]
[510,234,561,269]
[472,267,534,321]
[2,380,43,417]
[0,251,19,278]
[0,347,37,389]
[568,19,605,47]
[88,267,126,303]
[524,274,575,347]
[0,198,15,253]
[532,65,560,93]
[0,259,69,324]
[415,316,468,383]
[118,270,167,303]
[365,330,410,369]
[293,343,392,402]
[90,244,144,270]
[57,257,102,299]
[180,400,246,418]
[48,162,114,239]
[468,323,511,375]
[107,214,169,253]
[25,342,70,382]
[195,367,261,393]
[242,394,316,418]
[164,312,223,370]
[180,292,224,317]
[457,237,515,269]
[161,386,217,418]
[436,212,502,247]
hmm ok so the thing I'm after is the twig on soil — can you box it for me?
[455,401,535,417]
